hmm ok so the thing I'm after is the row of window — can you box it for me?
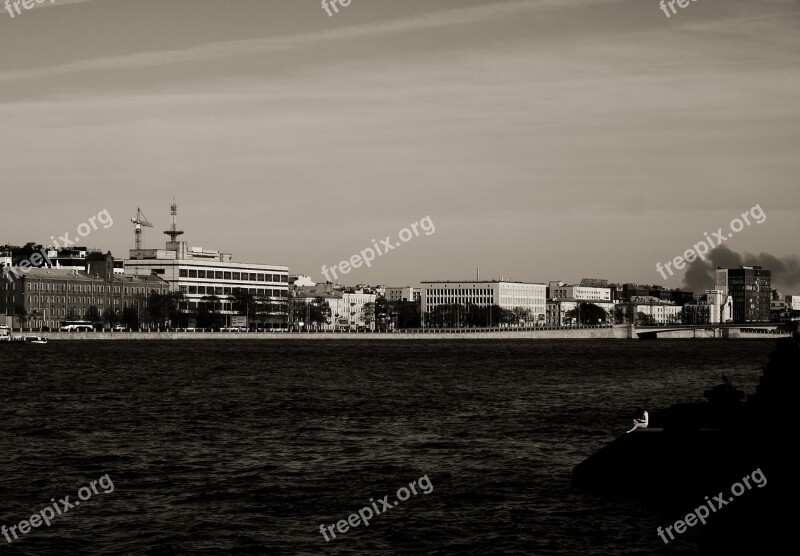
[26,296,123,305]
[178,269,288,282]
[15,282,158,295]
[179,286,288,297]
[426,298,494,305]
[426,288,494,296]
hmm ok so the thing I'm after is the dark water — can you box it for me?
[0,340,776,555]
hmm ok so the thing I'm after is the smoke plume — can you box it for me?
[682,245,800,293]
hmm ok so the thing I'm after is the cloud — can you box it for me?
[0,0,616,83]
[682,245,800,292]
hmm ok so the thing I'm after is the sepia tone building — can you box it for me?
[0,263,168,329]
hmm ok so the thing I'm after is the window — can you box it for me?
[198,270,206,279]
[224,272,231,280]
[189,270,197,278]
[250,273,257,281]
[215,271,223,280]
[189,286,197,294]
[258,274,265,282]
[179,269,188,278]
[233,272,240,280]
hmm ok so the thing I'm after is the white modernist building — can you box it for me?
[548,281,613,302]
[420,280,547,322]
[125,245,288,314]
[124,204,288,326]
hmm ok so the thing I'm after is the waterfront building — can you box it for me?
[0,265,168,329]
[682,290,733,324]
[786,295,800,312]
[548,281,612,302]
[546,298,615,326]
[124,205,289,326]
[290,286,376,330]
[331,291,377,329]
[715,266,772,323]
[616,296,682,325]
[420,280,547,322]
[385,286,421,303]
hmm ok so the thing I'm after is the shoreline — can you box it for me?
[3,326,789,341]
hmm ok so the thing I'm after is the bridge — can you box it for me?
[634,323,786,339]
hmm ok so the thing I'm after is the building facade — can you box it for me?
[548,281,612,302]
[716,266,772,323]
[546,298,615,326]
[291,287,377,330]
[0,267,168,329]
[125,243,289,322]
[682,290,733,324]
[420,280,547,322]
[385,286,421,303]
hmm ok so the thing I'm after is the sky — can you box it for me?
[1,0,799,289]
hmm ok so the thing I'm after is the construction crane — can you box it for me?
[131,208,153,250]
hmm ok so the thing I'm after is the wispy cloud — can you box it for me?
[0,0,611,83]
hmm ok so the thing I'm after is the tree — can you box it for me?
[231,290,257,325]
[363,302,376,331]
[121,307,139,330]
[200,294,224,328]
[394,300,421,329]
[637,312,656,326]
[512,307,534,327]
[375,298,392,331]
[14,305,28,329]
[566,303,608,325]
[169,291,189,328]
[614,305,634,324]
[102,307,120,329]
[309,297,331,327]
[85,305,101,325]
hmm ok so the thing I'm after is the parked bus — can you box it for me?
[59,320,94,332]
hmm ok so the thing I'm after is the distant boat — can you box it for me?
[24,336,49,344]
[1,335,49,345]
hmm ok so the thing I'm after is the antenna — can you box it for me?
[164,199,184,243]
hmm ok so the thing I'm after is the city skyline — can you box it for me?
[2,0,799,288]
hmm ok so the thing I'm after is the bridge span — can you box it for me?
[634,323,787,339]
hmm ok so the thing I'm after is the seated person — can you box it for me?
[626,407,648,433]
